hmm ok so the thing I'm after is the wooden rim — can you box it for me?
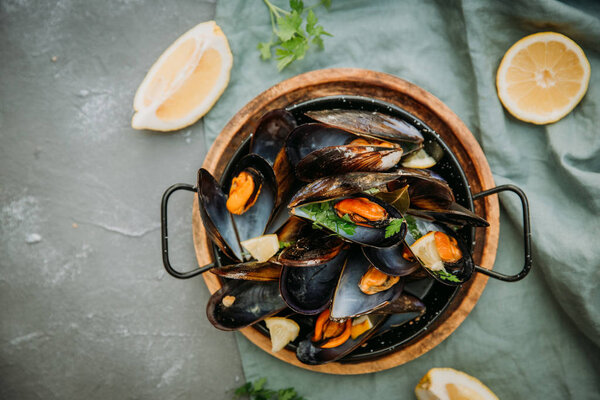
[192,68,499,374]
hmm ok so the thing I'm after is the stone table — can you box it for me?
[0,1,244,398]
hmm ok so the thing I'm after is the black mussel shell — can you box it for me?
[279,248,348,315]
[275,216,310,242]
[295,314,387,365]
[210,261,282,282]
[291,194,406,248]
[408,202,489,228]
[285,123,356,168]
[387,168,455,210]
[206,280,286,331]
[198,168,243,262]
[295,145,403,182]
[404,214,475,286]
[330,247,404,319]
[250,109,297,165]
[362,243,421,277]
[278,231,345,267]
[305,109,424,144]
[371,294,426,338]
[224,154,277,243]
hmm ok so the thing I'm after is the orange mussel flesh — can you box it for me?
[358,265,400,295]
[334,197,388,227]
[434,231,462,263]
[226,170,261,215]
[311,309,352,349]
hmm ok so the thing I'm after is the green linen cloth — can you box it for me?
[204,0,600,398]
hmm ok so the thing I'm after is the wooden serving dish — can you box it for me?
[161,68,531,374]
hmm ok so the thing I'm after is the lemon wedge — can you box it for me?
[265,317,300,353]
[415,368,499,400]
[351,315,374,340]
[402,149,437,169]
[410,232,444,271]
[132,21,233,131]
[240,234,279,263]
[496,32,590,125]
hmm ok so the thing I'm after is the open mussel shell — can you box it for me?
[224,154,277,243]
[305,109,424,144]
[250,109,297,165]
[295,145,403,182]
[291,193,407,248]
[198,168,243,262]
[295,314,386,365]
[408,202,489,228]
[210,261,282,282]
[285,123,356,168]
[206,280,286,331]
[371,293,426,338]
[362,243,421,277]
[280,248,348,315]
[278,232,346,267]
[330,247,404,319]
[404,214,475,286]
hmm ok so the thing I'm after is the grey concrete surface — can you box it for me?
[0,1,246,399]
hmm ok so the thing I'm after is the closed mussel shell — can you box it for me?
[198,168,243,262]
[330,247,404,319]
[280,248,348,315]
[210,261,282,282]
[206,280,286,331]
[278,232,345,268]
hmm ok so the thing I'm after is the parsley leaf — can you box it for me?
[278,240,295,249]
[300,201,356,236]
[234,377,305,400]
[384,218,405,238]
[435,270,462,283]
[260,0,332,70]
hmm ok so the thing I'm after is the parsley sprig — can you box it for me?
[300,201,356,236]
[434,269,461,283]
[235,377,305,400]
[259,0,332,70]
[384,218,405,239]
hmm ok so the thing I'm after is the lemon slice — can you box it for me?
[402,149,437,169]
[415,368,499,400]
[496,32,590,125]
[410,232,444,271]
[351,315,374,339]
[265,317,300,353]
[240,234,279,263]
[132,21,233,131]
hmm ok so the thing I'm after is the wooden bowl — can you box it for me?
[192,68,499,374]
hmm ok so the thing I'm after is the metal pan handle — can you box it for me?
[161,183,215,279]
[472,184,532,282]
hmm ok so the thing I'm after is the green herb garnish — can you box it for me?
[300,201,356,236]
[435,270,461,283]
[363,187,380,195]
[404,215,422,240]
[278,240,295,249]
[384,218,405,238]
[259,0,333,71]
[235,377,305,399]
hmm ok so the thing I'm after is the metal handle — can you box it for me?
[472,184,532,282]
[161,183,215,279]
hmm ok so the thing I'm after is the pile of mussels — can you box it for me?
[200,108,489,365]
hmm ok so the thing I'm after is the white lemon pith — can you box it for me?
[410,232,444,271]
[402,149,437,169]
[265,317,300,353]
[415,368,499,400]
[240,234,279,263]
[496,32,590,125]
[132,21,233,131]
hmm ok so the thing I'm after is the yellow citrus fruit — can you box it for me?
[240,234,280,263]
[132,21,233,131]
[264,317,300,353]
[402,149,437,169]
[415,368,499,400]
[410,232,444,272]
[496,32,590,125]
[350,315,374,340]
